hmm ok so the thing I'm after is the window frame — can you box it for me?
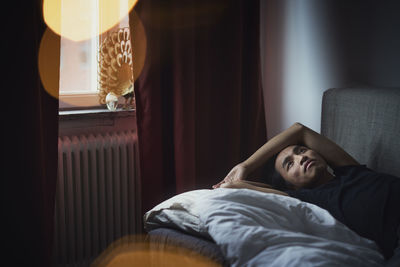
[57,7,135,112]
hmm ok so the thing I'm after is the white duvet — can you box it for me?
[144,188,384,266]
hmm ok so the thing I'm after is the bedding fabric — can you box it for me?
[144,188,385,266]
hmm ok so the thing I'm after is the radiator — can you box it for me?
[54,131,142,266]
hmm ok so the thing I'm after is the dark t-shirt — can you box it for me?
[287,165,400,259]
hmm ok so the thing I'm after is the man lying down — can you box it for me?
[213,123,400,266]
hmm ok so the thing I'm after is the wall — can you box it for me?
[260,0,400,138]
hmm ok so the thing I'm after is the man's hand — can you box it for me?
[212,163,249,189]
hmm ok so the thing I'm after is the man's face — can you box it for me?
[275,145,328,189]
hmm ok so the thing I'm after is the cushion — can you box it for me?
[143,189,211,237]
[321,87,400,177]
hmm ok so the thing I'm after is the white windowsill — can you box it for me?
[59,92,135,118]
[59,108,134,115]
[59,107,135,121]
[59,107,136,137]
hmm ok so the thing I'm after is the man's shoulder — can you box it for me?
[333,164,369,177]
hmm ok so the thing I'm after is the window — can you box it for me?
[59,16,132,109]
[55,1,135,110]
[42,0,145,111]
[59,35,100,108]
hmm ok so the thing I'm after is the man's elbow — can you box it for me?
[290,122,306,135]
[292,122,305,129]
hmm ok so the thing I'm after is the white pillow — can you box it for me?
[143,189,212,236]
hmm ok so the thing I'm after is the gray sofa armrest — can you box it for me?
[321,87,400,177]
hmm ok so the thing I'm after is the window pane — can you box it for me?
[59,37,98,95]
[58,0,133,109]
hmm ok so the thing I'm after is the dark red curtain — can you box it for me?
[5,1,58,266]
[133,0,267,214]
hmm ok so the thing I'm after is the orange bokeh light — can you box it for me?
[129,10,147,83]
[39,9,147,107]
[43,0,139,41]
[38,28,60,100]
[91,235,221,267]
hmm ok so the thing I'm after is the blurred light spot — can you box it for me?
[92,235,221,267]
[38,28,60,99]
[43,0,138,41]
[130,10,147,82]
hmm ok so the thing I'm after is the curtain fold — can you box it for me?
[5,1,59,266]
[133,0,266,214]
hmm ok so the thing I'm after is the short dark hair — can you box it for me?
[270,168,293,191]
[264,154,294,191]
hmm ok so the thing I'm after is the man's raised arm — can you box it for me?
[213,123,358,188]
